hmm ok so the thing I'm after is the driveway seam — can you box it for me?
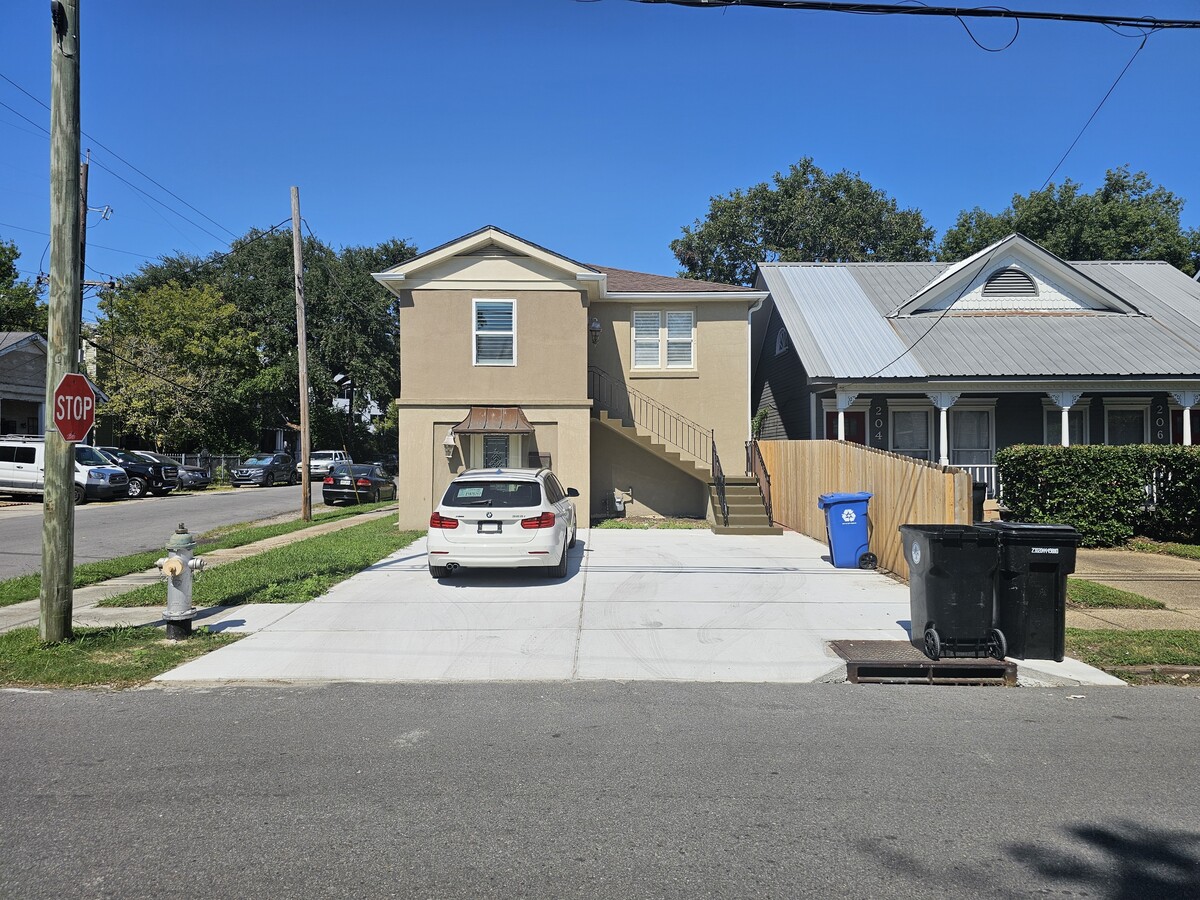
[569,531,591,680]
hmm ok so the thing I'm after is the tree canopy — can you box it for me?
[95,228,418,454]
[671,158,935,285]
[0,239,46,334]
[938,167,1200,275]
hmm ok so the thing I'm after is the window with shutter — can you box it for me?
[474,300,515,366]
[632,311,661,368]
[665,311,694,368]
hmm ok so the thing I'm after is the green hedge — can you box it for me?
[995,445,1200,547]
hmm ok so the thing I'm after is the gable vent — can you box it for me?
[982,267,1038,297]
[470,246,521,258]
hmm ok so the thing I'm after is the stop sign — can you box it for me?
[53,373,96,442]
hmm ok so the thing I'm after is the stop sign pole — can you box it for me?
[41,0,82,644]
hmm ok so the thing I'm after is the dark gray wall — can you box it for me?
[752,308,812,440]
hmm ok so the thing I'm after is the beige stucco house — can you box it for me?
[373,226,777,533]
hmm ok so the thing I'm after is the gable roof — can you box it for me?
[589,265,757,295]
[0,332,46,359]
[759,238,1200,381]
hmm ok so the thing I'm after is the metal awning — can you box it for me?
[451,406,534,434]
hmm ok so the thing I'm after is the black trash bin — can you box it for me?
[984,522,1078,662]
[971,482,987,523]
[899,524,1005,661]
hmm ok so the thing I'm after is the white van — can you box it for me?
[0,435,129,503]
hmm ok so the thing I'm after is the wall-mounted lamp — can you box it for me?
[443,429,456,459]
[588,316,602,345]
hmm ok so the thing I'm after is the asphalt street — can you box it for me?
[0,483,323,579]
[1,682,1197,899]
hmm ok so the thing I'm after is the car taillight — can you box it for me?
[521,512,555,529]
[356,478,371,487]
[429,513,459,529]
[323,476,334,484]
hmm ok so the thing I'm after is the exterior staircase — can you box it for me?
[588,367,780,536]
[709,478,782,536]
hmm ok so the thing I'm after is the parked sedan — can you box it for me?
[230,453,297,487]
[322,464,397,505]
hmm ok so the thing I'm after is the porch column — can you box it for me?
[1170,391,1199,446]
[835,391,858,441]
[927,392,960,467]
[1047,391,1084,447]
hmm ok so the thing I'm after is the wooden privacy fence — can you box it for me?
[758,440,971,580]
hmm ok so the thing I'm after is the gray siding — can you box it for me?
[752,307,812,440]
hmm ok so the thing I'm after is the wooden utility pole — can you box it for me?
[41,0,81,643]
[291,186,312,522]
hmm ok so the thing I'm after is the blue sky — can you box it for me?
[2,1,1197,324]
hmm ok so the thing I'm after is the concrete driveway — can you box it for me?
[158,528,914,683]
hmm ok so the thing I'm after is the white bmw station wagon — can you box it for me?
[427,468,579,579]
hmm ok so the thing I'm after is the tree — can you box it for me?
[0,240,47,333]
[671,158,935,285]
[938,167,1200,275]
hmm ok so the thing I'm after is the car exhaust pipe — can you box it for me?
[445,563,460,572]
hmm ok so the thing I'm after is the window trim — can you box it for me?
[472,298,517,367]
[948,399,997,466]
[1040,397,1092,446]
[888,399,934,461]
[631,308,696,371]
[1102,398,1151,445]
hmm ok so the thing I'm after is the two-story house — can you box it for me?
[372,226,775,532]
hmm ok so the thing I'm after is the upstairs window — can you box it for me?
[474,299,515,366]
[632,309,695,370]
[982,267,1038,297]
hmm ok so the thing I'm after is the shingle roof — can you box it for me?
[590,265,757,294]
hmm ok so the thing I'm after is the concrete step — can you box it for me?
[711,525,784,536]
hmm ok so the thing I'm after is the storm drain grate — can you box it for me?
[830,640,1017,686]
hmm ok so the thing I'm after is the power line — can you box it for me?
[0,71,237,239]
[84,336,212,399]
[626,0,1200,30]
[0,221,158,259]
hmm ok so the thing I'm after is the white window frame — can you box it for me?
[888,399,934,461]
[774,327,789,357]
[948,399,996,467]
[1102,398,1151,445]
[1040,397,1091,446]
[473,298,516,367]
[631,309,695,371]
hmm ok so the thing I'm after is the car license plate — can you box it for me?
[339,478,352,485]
[478,522,502,534]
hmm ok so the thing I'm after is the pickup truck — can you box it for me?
[98,447,178,499]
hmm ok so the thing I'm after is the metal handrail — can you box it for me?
[712,438,728,527]
[587,366,712,467]
[745,439,773,525]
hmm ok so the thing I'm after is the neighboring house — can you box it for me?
[372,226,775,532]
[1,331,110,438]
[0,332,48,435]
[751,234,1200,495]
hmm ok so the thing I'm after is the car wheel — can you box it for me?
[545,540,568,579]
[567,522,577,549]
[323,497,336,506]
[289,471,297,485]
[369,489,380,504]
[429,564,449,578]
[265,473,274,488]
[127,476,148,499]
[73,483,86,505]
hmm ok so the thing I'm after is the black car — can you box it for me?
[322,464,397,505]
[231,453,297,487]
[139,451,211,490]
[98,447,178,499]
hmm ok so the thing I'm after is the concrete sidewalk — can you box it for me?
[0,507,395,635]
[1067,547,1200,631]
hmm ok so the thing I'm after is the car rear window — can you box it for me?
[442,480,541,508]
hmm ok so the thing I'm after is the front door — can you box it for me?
[825,411,866,444]
[472,434,523,469]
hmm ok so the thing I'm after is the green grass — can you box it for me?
[1129,538,1200,561]
[100,516,421,608]
[0,501,395,608]
[1066,578,1165,610]
[0,625,240,688]
[593,516,709,530]
[1065,628,1200,684]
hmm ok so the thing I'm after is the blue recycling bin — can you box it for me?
[818,492,876,569]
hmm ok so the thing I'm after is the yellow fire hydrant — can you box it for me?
[155,523,206,640]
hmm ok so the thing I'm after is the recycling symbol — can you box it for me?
[841,508,857,524]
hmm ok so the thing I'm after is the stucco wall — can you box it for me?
[589,421,707,520]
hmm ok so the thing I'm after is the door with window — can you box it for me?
[824,411,866,444]
[472,434,521,469]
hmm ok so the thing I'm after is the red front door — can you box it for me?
[825,411,866,444]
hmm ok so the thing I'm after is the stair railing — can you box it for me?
[587,366,712,468]
[712,438,728,527]
[745,439,773,525]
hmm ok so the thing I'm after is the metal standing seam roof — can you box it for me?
[763,259,1200,380]
[452,406,535,434]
